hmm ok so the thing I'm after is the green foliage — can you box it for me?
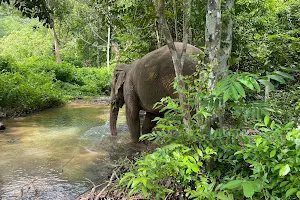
[0,16,53,61]
[233,124,300,199]
[0,55,112,116]
[22,57,113,97]
[0,0,52,26]
[268,84,300,125]
[118,68,300,199]
[0,59,63,115]
[232,0,300,74]
[120,143,218,199]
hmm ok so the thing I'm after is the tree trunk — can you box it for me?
[107,23,111,68]
[219,0,234,78]
[97,51,100,67]
[50,20,62,63]
[112,42,120,60]
[173,0,178,41]
[181,0,192,67]
[155,0,192,134]
[189,26,193,44]
[155,0,182,78]
[205,0,222,90]
[265,75,270,101]
[155,20,161,48]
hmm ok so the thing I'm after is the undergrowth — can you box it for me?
[118,66,300,199]
[0,55,112,117]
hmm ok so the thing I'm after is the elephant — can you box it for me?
[110,42,202,142]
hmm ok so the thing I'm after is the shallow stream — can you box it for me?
[0,103,137,199]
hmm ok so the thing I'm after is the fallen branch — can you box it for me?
[95,171,118,200]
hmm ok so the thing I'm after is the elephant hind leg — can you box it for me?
[142,112,159,135]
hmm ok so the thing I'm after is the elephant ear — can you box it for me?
[114,70,126,96]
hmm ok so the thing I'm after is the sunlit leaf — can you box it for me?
[238,78,254,90]
[279,164,290,176]
[221,180,243,190]
[270,150,276,158]
[264,115,270,126]
[243,181,256,198]
[286,188,297,198]
[217,192,230,200]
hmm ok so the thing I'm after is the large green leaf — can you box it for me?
[267,74,286,84]
[296,191,300,199]
[223,88,232,103]
[217,192,231,200]
[258,79,275,89]
[221,180,243,190]
[230,85,239,100]
[279,164,290,176]
[243,181,256,198]
[275,71,295,80]
[270,150,276,158]
[215,77,233,96]
[286,188,297,198]
[249,77,261,92]
[238,78,254,90]
[233,82,246,97]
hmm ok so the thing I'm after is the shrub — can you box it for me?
[0,70,63,115]
[0,55,112,116]
[118,69,300,199]
[23,56,113,97]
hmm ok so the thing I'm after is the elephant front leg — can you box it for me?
[125,98,141,143]
[142,112,158,135]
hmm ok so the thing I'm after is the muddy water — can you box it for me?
[0,103,137,199]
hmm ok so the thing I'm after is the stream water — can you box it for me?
[0,103,137,199]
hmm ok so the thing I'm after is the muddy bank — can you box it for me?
[71,96,110,105]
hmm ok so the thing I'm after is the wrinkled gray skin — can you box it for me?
[110,42,201,142]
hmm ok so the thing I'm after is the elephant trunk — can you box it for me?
[110,103,119,136]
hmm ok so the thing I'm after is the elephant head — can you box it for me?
[110,64,128,136]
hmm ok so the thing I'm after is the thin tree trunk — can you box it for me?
[156,0,182,78]
[181,0,192,67]
[107,24,111,68]
[50,20,62,63]
[219,0,234,78]
[155,0,192,134]
[189,27,193,44]
[112,42,120,60]
[173,0,178,41]
[205,0,222,90]
[265,74,270,101]
[97,51,100,67]
[155,20,161,48]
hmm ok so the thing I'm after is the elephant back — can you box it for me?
[132,43,201,113]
